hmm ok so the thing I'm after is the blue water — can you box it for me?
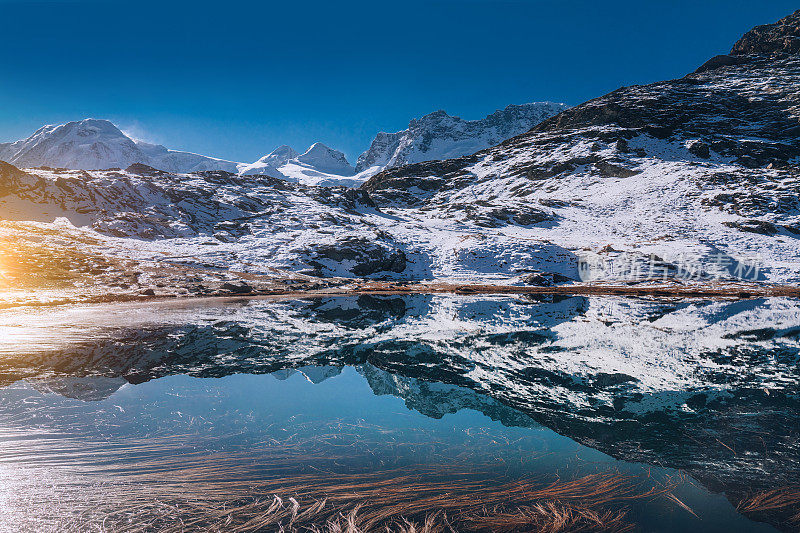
[0,294,797,531]
[0,368,778,532]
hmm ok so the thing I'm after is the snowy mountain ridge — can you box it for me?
[238,142,362,186]
[1,10,800,291]
[354,102,569,174]
[0,102,567,185]
[0,119,241,174]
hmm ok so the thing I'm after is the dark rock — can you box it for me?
[302,237,407,277]
[521,272,574,286]
[643,125,674,139]
[0,161,36,197]
[687,140,711,159]
[125,163,165,176]
[538,198,571,209]
[593,373,638,388]
[219,282,254,294]
[695,54,746,73]
[731,9,800,57]
[593,161,639,178]
[783,225,800,235]
[512,209,554,226]
[722,219,780,235]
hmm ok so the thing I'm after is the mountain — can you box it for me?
[0,102,564,184]
[234,145,298,176]
[296,143,354,175]
[360,9,800,283]
[0,120,358,183]
[0,119,239,173]
[239,142,359,186]
[354,102,568,175]
[238,103,567,185]
[1,11,799,288]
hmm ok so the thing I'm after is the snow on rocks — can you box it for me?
[0,119,240,174]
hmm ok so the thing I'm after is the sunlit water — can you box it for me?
[0,294,798,531]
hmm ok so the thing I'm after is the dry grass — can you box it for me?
[3,219,799,311]
[65,469,655,532]
[0,221,110,290]
[0,422,684,532]
[462,502,633,532]
[737,485,800,526]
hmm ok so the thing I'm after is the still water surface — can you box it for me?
[0,294,797,531]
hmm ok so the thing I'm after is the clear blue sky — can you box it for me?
[0,0,796,163]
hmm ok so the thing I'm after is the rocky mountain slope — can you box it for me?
[354,102,568,175]
[1,11,799,294]
[361,9,800,284]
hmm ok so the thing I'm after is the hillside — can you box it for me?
[1,11,799,306]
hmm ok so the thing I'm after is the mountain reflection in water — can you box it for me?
[0,294,798,531]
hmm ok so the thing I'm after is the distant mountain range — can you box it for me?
[0,102,567,185]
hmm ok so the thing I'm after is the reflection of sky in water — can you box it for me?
[0,368,778,532]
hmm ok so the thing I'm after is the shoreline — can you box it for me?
[3,280,800,311]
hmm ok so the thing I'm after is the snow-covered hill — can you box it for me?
[233,145,298,176]
[359,10,800,284]
[1,10,799,289]
[354,102,568,175]
[238,143,361,186]
[0,119,240,174]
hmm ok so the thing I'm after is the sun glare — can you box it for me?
[0,251,8,289]
[0,239,21,291]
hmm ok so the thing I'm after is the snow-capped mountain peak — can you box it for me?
[236,145,299,175]
[238,142,356,185]
[0,118,141,170]
[266,144,299,161]
[295,142,355,175]
[0,118,239,174]
[354,102,568,174]
[35,118,124,140]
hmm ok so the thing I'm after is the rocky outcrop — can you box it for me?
[355,103,567,174]
[731,9,800,57]
[297,237,408,277]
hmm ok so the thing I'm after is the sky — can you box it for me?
[0,0,797,163]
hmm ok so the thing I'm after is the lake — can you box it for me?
[0,294,797,531]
